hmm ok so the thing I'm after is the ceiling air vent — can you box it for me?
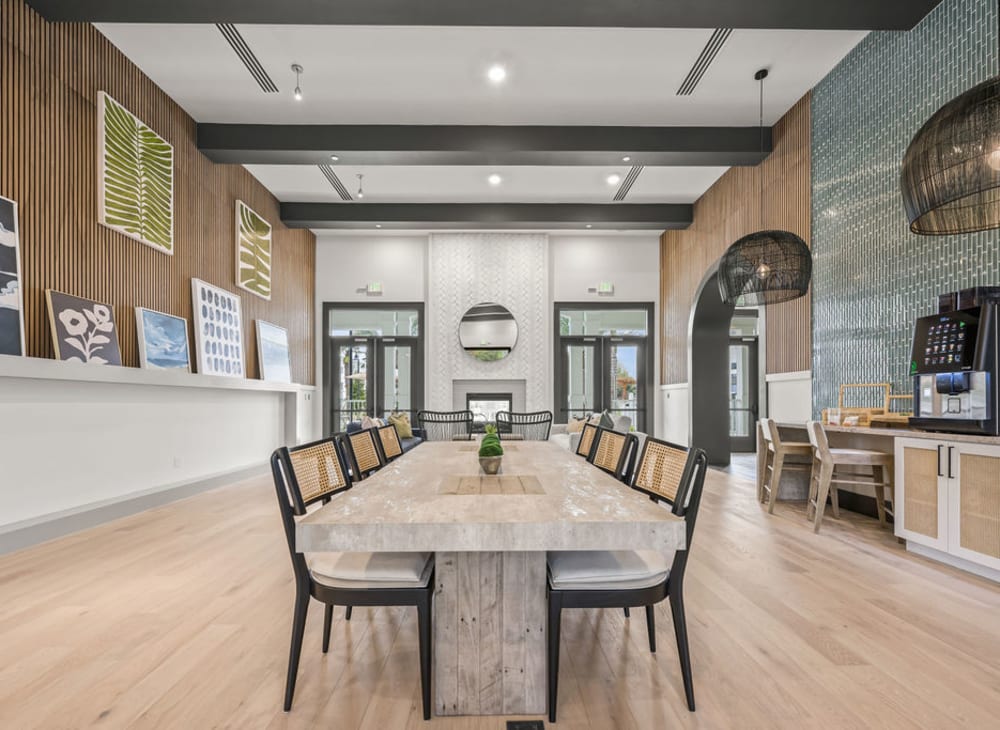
[318,165,353,201]
[613,166,644,202]
[216,23,279,93]
[676,28,732,96]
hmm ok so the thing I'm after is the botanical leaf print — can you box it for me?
[99,92,174,254]
[236,201,272,300]
[47,291,122,366]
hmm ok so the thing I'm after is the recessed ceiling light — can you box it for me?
[606,174,621,186]
[330,155,339,162]
[487,64,507,84]
[586,224,593,229]
[488,173,503,186]
[622,156,631,162]
[375,224,382,228]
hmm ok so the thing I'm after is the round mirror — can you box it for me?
[459,302,518,361]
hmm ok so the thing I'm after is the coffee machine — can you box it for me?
[909,291,999,436]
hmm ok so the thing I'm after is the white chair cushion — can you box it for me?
[547,549,671,591]
[307,551,433,589]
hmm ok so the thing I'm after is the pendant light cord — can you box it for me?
[758,69,766,228]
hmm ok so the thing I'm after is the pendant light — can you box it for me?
[901,73,1000,234]
[718,69,812,306]
[356,174,365,199]
[291,63,303,101]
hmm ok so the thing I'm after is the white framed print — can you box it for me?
[0,195,25,356]
[191,278,244,378]
[135,307,191,371]
[256,320,292,383]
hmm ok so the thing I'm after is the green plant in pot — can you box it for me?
[478,424,504,475]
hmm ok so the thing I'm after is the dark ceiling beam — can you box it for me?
[198,125,770,167]
[279,203,692,231]
[26,0,942,30]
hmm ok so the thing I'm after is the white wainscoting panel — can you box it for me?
[767,370,812,423]
[661,383,690,446]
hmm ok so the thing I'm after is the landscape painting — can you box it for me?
[0,195,24,357]
[98,91,174,255]
[236,200,272,300]
[256,320,292,383]
[45,290,123,365]
[136,307,191,371]
[191,278,245,378]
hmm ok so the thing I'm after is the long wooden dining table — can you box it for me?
[296,439,686,717]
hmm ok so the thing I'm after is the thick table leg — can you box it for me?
[434,551,546,716]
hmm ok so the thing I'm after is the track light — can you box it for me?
[291,63,303,101]
[356,174,365,199]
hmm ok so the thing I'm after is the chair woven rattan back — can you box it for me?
[275,437,351,516]
[346,428,385,478]
[575,422,599,458]
[417,410,473,441]
[496,410,553,440]
[376,423,404,461]
[588,426,635,481]
[631,437,693,510]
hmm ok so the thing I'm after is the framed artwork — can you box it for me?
[45,290,123,365]
[98,91,174,255]
[256,320,292,383]
[191,278,244,378]
[236,200,272,300]
[135,307,191,371]
[0,195,25,357]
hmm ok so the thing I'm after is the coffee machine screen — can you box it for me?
[910,307,980,375]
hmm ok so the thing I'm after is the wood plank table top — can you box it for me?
[296,440,685,554]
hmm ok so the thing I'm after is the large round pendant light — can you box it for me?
[719,69,812,307]
[901,76,1000,235]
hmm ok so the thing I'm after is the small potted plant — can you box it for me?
[478,424,504,475]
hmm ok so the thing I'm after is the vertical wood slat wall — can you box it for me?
[0,0,316,384]
[660,93,812,383]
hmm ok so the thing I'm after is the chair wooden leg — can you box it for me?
[812,463,834,534]
[322,603,333,654]
[884,465,896,523]
[548,591,563,724]
[669,586,695,711]
[283,584,310,711]
[767,452,785,514]
[623,606,630,618]
[345,605,352,621]
[417,594,432,721]
[645,605,656,653]
[756,428,768,502]
[830,483,841,519]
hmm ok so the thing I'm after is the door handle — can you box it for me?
[937,445,943,477]
[947,446,955,480]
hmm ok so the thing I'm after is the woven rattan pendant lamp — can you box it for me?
[718,70,812,306]
[901,71,1000,234]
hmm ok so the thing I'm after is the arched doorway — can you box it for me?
[688,263,735,467]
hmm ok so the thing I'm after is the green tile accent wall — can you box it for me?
[811,0,1000,414]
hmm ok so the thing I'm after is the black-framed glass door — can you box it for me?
[728,336,759,452]
[323,303,424,436]
[554,302,654,434]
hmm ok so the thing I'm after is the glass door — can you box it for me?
[375,338,418,420]
[332,337,373,433]
[728,337,759,452]
[559,336,647,432]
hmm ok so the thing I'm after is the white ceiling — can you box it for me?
[246,164,728,204]
[94,23,866,221]
[95,24,865,126]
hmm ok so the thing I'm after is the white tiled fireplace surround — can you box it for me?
[452,379,527,413]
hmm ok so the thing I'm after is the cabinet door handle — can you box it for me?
[947,446,955,480]
[937,445,943,477]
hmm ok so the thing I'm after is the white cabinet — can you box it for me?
[895,437,1000,577]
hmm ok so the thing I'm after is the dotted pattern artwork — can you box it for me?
[191,278,245,378]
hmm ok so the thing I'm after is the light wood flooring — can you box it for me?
[2,465,1000,729]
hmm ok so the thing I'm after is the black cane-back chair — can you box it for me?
[574,422,599,458]
[417,409,473,441]
[270,437,434,720]
[587,426,638,483]
[496,410,553,440]
[375,422,405,461]
[344,427,386,480]
[546,437,708,722]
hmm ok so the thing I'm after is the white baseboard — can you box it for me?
[907,542,1000,583]
[0,463,267,555]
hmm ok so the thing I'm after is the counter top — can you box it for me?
[775,422,1000,446]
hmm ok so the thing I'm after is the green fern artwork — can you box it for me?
[235,200,272,300]
[97,92,174,255]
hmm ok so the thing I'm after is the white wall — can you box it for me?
[661,384,689,446]
[0,368,300,534]
[766,371,813,424]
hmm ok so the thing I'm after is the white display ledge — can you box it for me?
[0,354,314,394]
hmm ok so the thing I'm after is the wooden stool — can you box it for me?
[758,418,813,513]
[805,420,894,534]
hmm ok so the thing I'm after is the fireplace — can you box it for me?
[466,392,512,432]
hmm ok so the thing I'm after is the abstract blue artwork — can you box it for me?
[256,319,292,383]
[135,307,191,371]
